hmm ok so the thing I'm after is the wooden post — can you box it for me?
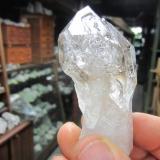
[52,60,66,122]
[0,23,11,111]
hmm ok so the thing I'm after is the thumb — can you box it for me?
[57,122,130,160]
[74,135,130,160]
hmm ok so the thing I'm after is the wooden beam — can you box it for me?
[0,121,31,145]
[0,23,11,111]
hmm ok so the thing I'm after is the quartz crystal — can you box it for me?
[58,6,137,155]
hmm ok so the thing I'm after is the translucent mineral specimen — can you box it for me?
[58,6,137,155]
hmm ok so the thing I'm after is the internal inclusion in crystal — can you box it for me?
[58,6,137,155]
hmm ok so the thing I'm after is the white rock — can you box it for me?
[0,118,7,134]
[34,2,44,14]
[2,112,20,130]
[58,6,137,155]
[56,121,63,129]
[34,144,42,152]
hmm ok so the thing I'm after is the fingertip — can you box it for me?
[57,122,81,158]
[57,122,81,145]
[133,112,160,152]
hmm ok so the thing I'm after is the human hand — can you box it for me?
[53,113,160,160]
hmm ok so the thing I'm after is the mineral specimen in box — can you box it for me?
[58,6,137,154]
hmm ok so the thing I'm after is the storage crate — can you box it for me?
[2,24,31,46]
[21,14,55,63]
[5,46,32,64]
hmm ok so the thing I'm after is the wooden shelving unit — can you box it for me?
[6,59,65,160]
[0,23,34,160]
[0,15,65,160]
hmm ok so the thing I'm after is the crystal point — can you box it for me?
[58,6,137,155]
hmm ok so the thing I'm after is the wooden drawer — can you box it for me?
[0,143,9,160]
[5,46,32,64]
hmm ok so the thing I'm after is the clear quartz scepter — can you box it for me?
[58,6,137,155]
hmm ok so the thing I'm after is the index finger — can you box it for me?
[133,112,160,158]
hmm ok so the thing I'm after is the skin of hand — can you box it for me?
[52,113,160,160]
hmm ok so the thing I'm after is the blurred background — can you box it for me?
[0,0,160,159]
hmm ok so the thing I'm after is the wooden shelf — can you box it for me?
[35,134,57,160]
[0,60,55,73]
[0,121,31,145]
[9,73,53,89]
[7,60,55,73]
[0,18,64,160]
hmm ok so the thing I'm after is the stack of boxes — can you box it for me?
[1,14,54,65]
[2,23,32,64]
[22,15,54,63]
